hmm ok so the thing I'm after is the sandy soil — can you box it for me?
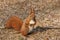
[0,0,60,40]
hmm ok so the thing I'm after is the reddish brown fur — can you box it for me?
[5,16,23,31]
[5,8,36,36]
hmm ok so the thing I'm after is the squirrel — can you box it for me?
[4,8,36,36]
[20,8,36,36]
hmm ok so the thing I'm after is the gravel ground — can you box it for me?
[0,0,60,40]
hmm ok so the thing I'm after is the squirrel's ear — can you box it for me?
[29,8,35,15]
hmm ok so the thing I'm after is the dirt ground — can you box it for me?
[0,0,60,40]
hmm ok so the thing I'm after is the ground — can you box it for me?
[0,0,60,40]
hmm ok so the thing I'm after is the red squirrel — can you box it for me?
[20,8,36,36]
[5,8,36,36]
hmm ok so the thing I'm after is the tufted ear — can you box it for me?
[26,8,35,24]
[29,8,35,14]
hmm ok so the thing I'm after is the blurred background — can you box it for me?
[0,0,60,40]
